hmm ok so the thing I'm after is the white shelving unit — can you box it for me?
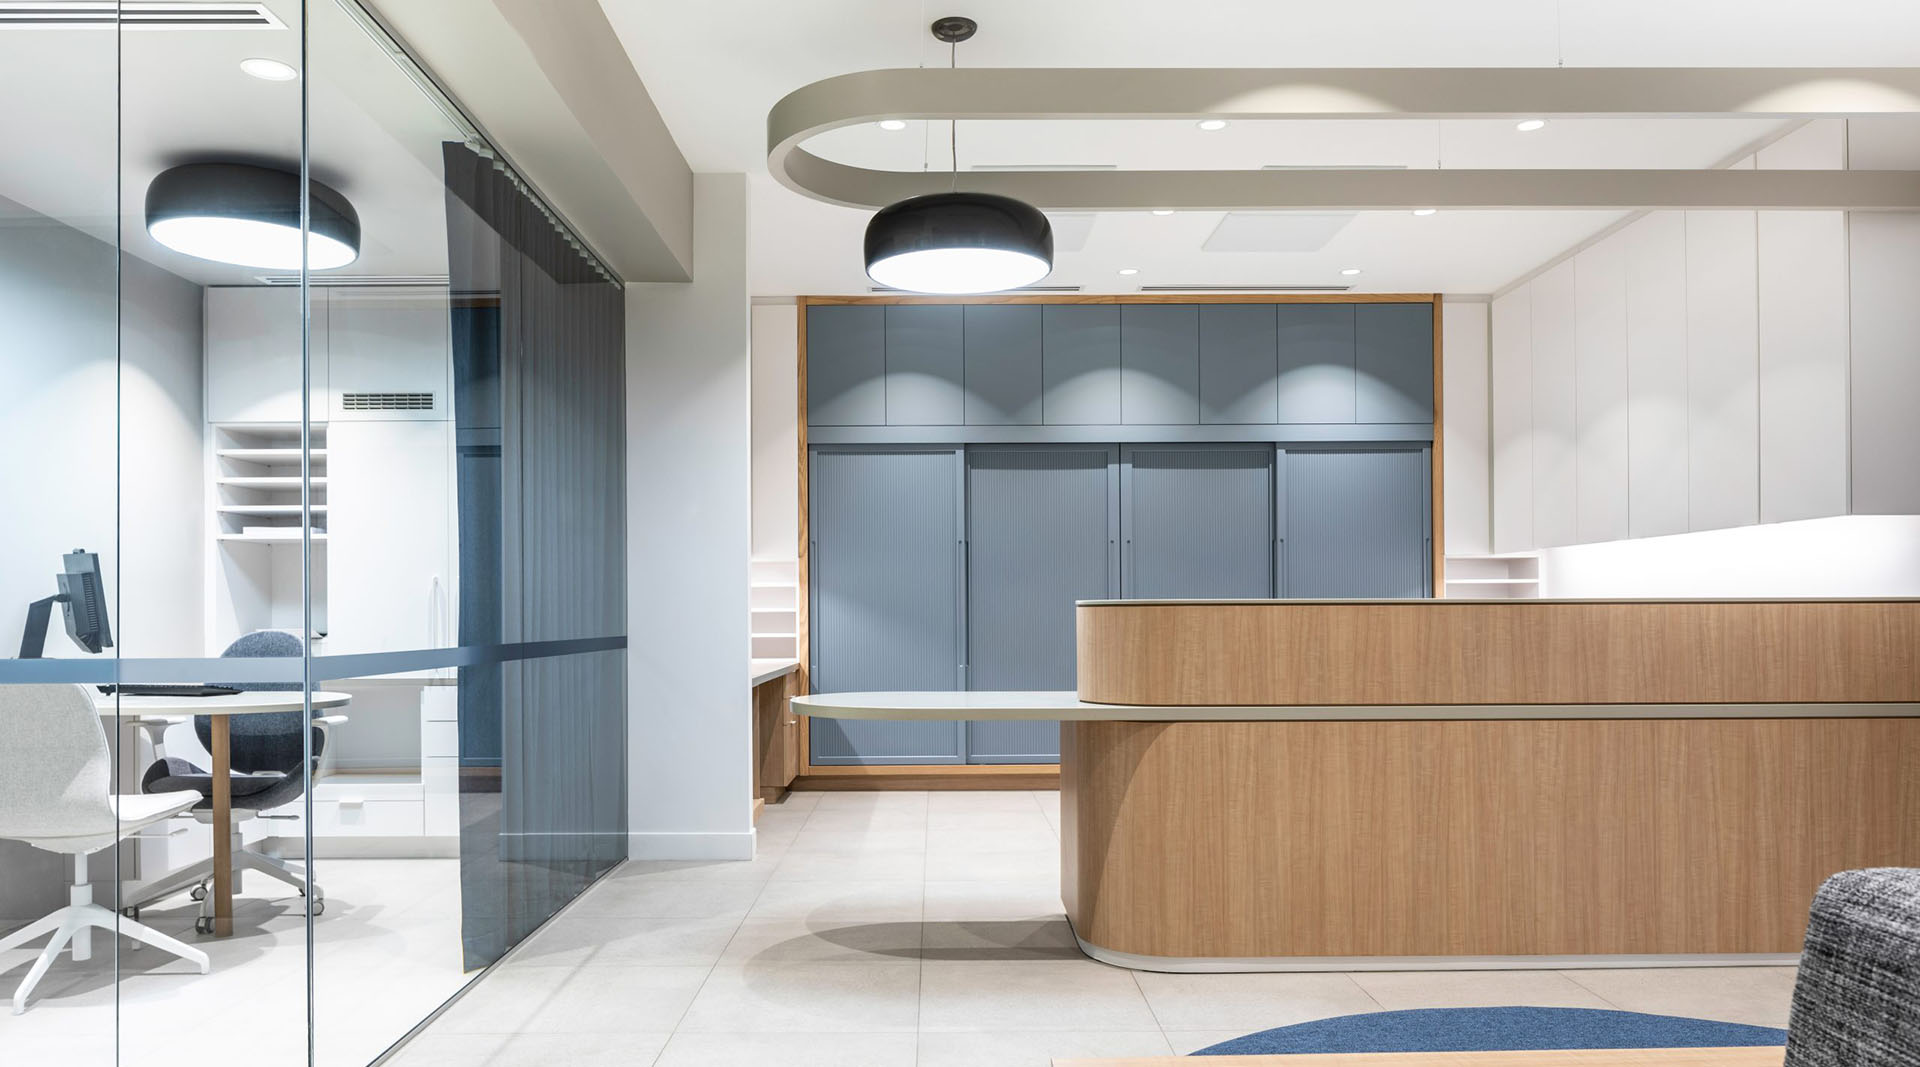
[1443,553,1543,599]
[750,558,799,660]
[206,423,328,647]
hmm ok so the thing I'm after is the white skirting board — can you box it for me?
[626,830,758,861]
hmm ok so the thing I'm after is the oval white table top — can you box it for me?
[792,690,1920,723]
[94,690,352,716]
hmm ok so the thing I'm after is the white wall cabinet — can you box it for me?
[323,419,454,656]
[1574,231,1630,545]
[1624,211,1691,539]
[205,287,328,423]
[326,287,453,422]
[1490,288,1533,554]
[1528,261,1578,548]
[1684,210,1761,533]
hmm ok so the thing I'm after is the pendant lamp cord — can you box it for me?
[949,39,959,191]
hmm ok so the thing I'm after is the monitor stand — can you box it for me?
[18,594,66,659]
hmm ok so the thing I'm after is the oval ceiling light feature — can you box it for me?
[877,119,908,131]
[1196,118,1229,131]
[146,163,360,271]
[1515,118,1548,132]
[865,191,1052,294]
[239,57,297,81]
[1340,267,1363,276]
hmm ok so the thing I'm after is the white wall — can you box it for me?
[0,207,204,659]
[0,206,204,920]
[626,173,756,860]
[749,302,798,562]
[1440,299,1490,556]
[1491,120,1919,554]
[1541,516,1920,598]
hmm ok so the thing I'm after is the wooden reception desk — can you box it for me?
[800,598,1920,971]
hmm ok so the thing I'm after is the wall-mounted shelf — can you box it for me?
[218,533,329,544]
[1444,553,1543,599]
[218,476,329,490]
[217,504,330,517]
[216,447,327,463]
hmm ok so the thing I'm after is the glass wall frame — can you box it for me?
[0,3,627,1064]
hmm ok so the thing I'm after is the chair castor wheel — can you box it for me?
[189,885,207,902]
[310,899,325,917]
[194,916,213,935]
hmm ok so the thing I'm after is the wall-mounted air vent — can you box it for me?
[342,392,434,412]
[258,274,450,288]
[1139,284,1353,293]
[0,2,284,26]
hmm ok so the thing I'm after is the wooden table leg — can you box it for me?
[209,714,233,938]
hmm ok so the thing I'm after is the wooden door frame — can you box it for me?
[793,293,1445,786]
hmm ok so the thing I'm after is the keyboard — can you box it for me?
[97,684,241,698]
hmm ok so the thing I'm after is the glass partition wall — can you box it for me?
[0,4,627,1064]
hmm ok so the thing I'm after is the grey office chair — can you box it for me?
[0,684,209,1013]
[129,631,346,930]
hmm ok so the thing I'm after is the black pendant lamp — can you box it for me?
[863,17,1053,294]
[146,162,360,271]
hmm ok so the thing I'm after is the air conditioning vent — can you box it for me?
[0,2,284,26]
[342,392,434,412]
[1139,284,1354,293]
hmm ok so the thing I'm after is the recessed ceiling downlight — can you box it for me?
[145,163,359,271]
[240,57,297,81]
[1516,118,1547,132]
[1340,267,1363,276]
[865,192,1052,294]
[1197,118,1229,131]
[1411,208,1437,216]
[878,119,908,131]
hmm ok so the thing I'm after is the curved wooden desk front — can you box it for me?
[799,598,1920,971]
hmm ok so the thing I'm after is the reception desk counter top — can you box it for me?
[793,690,1920,722]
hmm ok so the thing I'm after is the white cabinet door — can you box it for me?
[324,420,453,656]
[205,287,328,423]
[326,287,451,422]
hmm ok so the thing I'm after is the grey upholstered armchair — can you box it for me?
[1784,867,1920,1067]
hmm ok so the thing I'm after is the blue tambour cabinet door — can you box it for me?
[963,446,1118,764]
[808,447,966,764]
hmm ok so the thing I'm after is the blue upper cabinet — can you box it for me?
[1199,304,1279,424]
[1354,303,1435,424]
[1275,304,1357,424]
[964,305,1044,425]
[1120,304,1201,425]
[807,305,886,426]
[1041,305,1120,425]
[886,305,964,425]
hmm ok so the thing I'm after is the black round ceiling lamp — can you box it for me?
[863,17,1053,294]
[146,162,360,271]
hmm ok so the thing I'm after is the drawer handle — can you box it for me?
[338,797,365,807]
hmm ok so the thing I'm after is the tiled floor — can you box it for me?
[391,790,1800,1067]
[0,858,473,1067]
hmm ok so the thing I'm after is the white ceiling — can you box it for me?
[0,0,464,287]
[599,0,1920,295]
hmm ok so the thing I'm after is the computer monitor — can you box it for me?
[18,549,113,658]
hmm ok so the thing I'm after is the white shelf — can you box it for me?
[1445,578,1541,586]
[217,533,329,544]
[218,448,328,462]
[218,476,328,489]
[218,504,329,516]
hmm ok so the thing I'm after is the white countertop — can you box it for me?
[792,690,1920,723]
[95,690,353,716]
[751,659,800,688]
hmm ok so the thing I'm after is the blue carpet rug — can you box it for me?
[1192,1006,1789,1055]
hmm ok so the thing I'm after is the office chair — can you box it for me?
[0,683,210,1014]
[128,630,347,931]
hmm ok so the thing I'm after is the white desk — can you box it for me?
[96,690,352,936]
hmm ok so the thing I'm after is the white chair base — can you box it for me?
[0,854,210,1014]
